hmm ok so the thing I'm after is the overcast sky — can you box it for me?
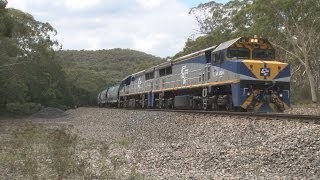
[8,0,229,57]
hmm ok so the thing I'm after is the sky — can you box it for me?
[7,0,229,57]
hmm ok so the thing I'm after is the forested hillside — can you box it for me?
[55,49,164,106]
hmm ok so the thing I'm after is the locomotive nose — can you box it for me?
[242,60,289,81]
[239,59,290,112]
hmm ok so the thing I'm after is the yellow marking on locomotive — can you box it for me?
[241,90,261,110]
[254,101,264,111]
[153,79,240,93]
[283,102,289,110]
[263,61,288,80]
[121,79,241,96]
[243,60,289,80]
[268,103,278,112]
[268,101,289,112]
[243,60,265,80]
[241,92,290,112]
[241,94,254,109]
[273,96,290,110]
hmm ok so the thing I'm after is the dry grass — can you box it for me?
[0,119,144,179]
[0,120,85,179]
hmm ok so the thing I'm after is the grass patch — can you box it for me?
[0,120,143,179]
[113,138,131,148]
[0,121,86,179]
[127,167,145,180]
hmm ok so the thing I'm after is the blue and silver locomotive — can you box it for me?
[101,36,290,112]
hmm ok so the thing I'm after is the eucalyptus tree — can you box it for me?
[185,0,320,103]
[175,0,250,58]
[232,0,320,103]
[0,0,7,8]
[0,6,73,112]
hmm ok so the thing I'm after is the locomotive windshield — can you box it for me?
[227,47,250,59]
[253,49,275,60]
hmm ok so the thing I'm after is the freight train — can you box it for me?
[98,36,290,112]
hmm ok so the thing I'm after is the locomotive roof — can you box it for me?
[126,37,243,78]
[173,45,217,63]
[212,37,242,52]
[121,36,272,80]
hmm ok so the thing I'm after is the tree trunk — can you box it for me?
[305,62,318,103]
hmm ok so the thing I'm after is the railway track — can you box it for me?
[134,108,320,124]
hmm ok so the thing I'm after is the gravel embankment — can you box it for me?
[42,107,320,179]
[285,104,320,115]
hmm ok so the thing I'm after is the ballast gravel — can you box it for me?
[285,104,320,115]
[55,107,319,179]
[31,107,68,119]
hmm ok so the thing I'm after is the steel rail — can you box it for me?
[130,108,320,124]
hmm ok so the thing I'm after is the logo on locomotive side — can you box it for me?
[212,68,224,77]
[138,78,142,88]
[260,68,271,77]
[181,65,189,85]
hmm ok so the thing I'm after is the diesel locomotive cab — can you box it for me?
[225,37,275,60]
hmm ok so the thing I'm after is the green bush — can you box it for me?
[6,102,43,115]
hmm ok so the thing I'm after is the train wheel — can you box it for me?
[202,98,208,110]
[225,101,233,111]
[212,103,218,111]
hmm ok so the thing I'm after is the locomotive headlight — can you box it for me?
[250,38,258,43]
[247,92,251,96]
[279,93,283,98]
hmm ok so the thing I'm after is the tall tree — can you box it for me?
[0,7,74,112]
[189,0,251,35]
[0,0,7,8]
[233,0,320,103]
[183,0,320,103]
[175,0,250,58]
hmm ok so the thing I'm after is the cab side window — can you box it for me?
[145,72,155,80]
[211,51,224,64]
[205,50,211,63]
[159,66,172,77]
[220,51,225,62]
[124,77,131,85]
